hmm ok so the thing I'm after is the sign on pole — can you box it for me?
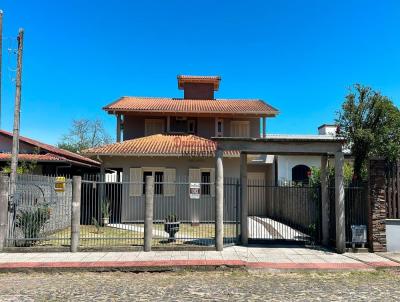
[189,183,200,199]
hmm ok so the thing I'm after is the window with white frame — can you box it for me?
[145,119,164,135]
[230,121,250,137]
[129,167,176,197]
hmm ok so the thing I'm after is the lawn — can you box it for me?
[32,223,237,248]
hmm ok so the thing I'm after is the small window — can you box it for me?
[188,120,195,134]
[142,170,164,195]
[215,118,224,137]
[201,171,211,195]
[292,165,311,184]
[154,171,164,195]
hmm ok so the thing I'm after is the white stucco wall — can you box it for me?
[277,155,321,182]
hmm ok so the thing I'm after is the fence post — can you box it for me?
[335,151,346,253]
[320,155,329,246]
[240,153,248,245]
[71,176,81,252]
[144,176,154,252]
[215,149,224,251]
[0,175,9,251]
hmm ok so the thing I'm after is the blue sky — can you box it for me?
[1,0,400,145]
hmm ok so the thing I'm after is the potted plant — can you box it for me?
[101,200,111,226]
[164,214,180,242]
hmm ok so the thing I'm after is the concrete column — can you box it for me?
[215,149,224,251]
[0,175,9,251]
[262,117,266,138]
[320,155,329,246]
[240,153,248,245]
[116,114,121,142]
[167,116,171,133]
[71,176,82,252]
[335,151,346,253]
[144,176,154,252]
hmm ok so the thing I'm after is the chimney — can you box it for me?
[318,124,337,136]
[177,75,221,99]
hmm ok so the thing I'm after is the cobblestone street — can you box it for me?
[0,270,399,301]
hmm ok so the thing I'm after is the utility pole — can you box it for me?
[10,29,24,196]
[0,10,3,129]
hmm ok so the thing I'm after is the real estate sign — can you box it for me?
[189,183,201,199]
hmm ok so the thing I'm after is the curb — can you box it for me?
[0,260,378,273]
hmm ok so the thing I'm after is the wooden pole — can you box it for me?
[10,29,24,196]
[0,10,3,129]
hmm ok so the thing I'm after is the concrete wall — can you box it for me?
[386,219,400,252]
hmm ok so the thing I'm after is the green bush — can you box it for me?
[15,206,51,247]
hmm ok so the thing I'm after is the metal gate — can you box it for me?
[247,179,322,244]
[6,175,72,248]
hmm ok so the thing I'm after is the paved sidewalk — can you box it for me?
[0,246,399,271]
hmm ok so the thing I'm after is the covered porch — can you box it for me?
[213,135,346,253]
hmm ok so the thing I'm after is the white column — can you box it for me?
[335,151,345,253]
[215,149,224,251]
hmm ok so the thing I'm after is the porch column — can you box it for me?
[320,155,329,246]
[215,148,224,251]
[240,153,248,245]
[335,151,346,253]
[262,117,266,138]
[116,114,122,142]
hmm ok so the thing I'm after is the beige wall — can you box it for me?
[122,115,261,140]
[99,155,274,223]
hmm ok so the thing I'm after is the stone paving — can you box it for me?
[0,270,400,301]
[0,246,399,271]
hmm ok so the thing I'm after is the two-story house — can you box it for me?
[83,75,278,222]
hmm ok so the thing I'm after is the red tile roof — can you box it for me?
[0,130,100,167]
[82,134,239,157]
[104,97,278,117]
[0,153,65,162]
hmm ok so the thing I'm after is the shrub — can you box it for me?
[15,205,51,247]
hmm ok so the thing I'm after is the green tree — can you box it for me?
[336,84,400,180]
[58,119,112,153]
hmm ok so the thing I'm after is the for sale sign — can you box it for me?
[189,183,201,199]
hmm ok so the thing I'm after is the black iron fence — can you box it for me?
[328,183,368,246]
[6,174,72,248]
[247,179,322,244]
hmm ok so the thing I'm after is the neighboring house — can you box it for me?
[276,124,352,184]
[83,75,278,222]
[0,129,100,175]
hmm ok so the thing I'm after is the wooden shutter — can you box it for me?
[145,119,164,135]
[231,121,250,137]
[164,168,176,197]
[210,168,215,197]
[129,168,142,196]
[189,168,201,183]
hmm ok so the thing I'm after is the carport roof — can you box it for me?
[213,134,346,155]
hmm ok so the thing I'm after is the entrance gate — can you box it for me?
[247,180,322,244]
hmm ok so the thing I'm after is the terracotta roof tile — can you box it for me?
[82,134,239,157]
[0,153,65,162]
[0,130,100,167]
[104,97,278,117]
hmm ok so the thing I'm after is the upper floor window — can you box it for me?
[169,117,196,134]
[230,121,250,137]
[145,119,164,135]
[215,118,224,137]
